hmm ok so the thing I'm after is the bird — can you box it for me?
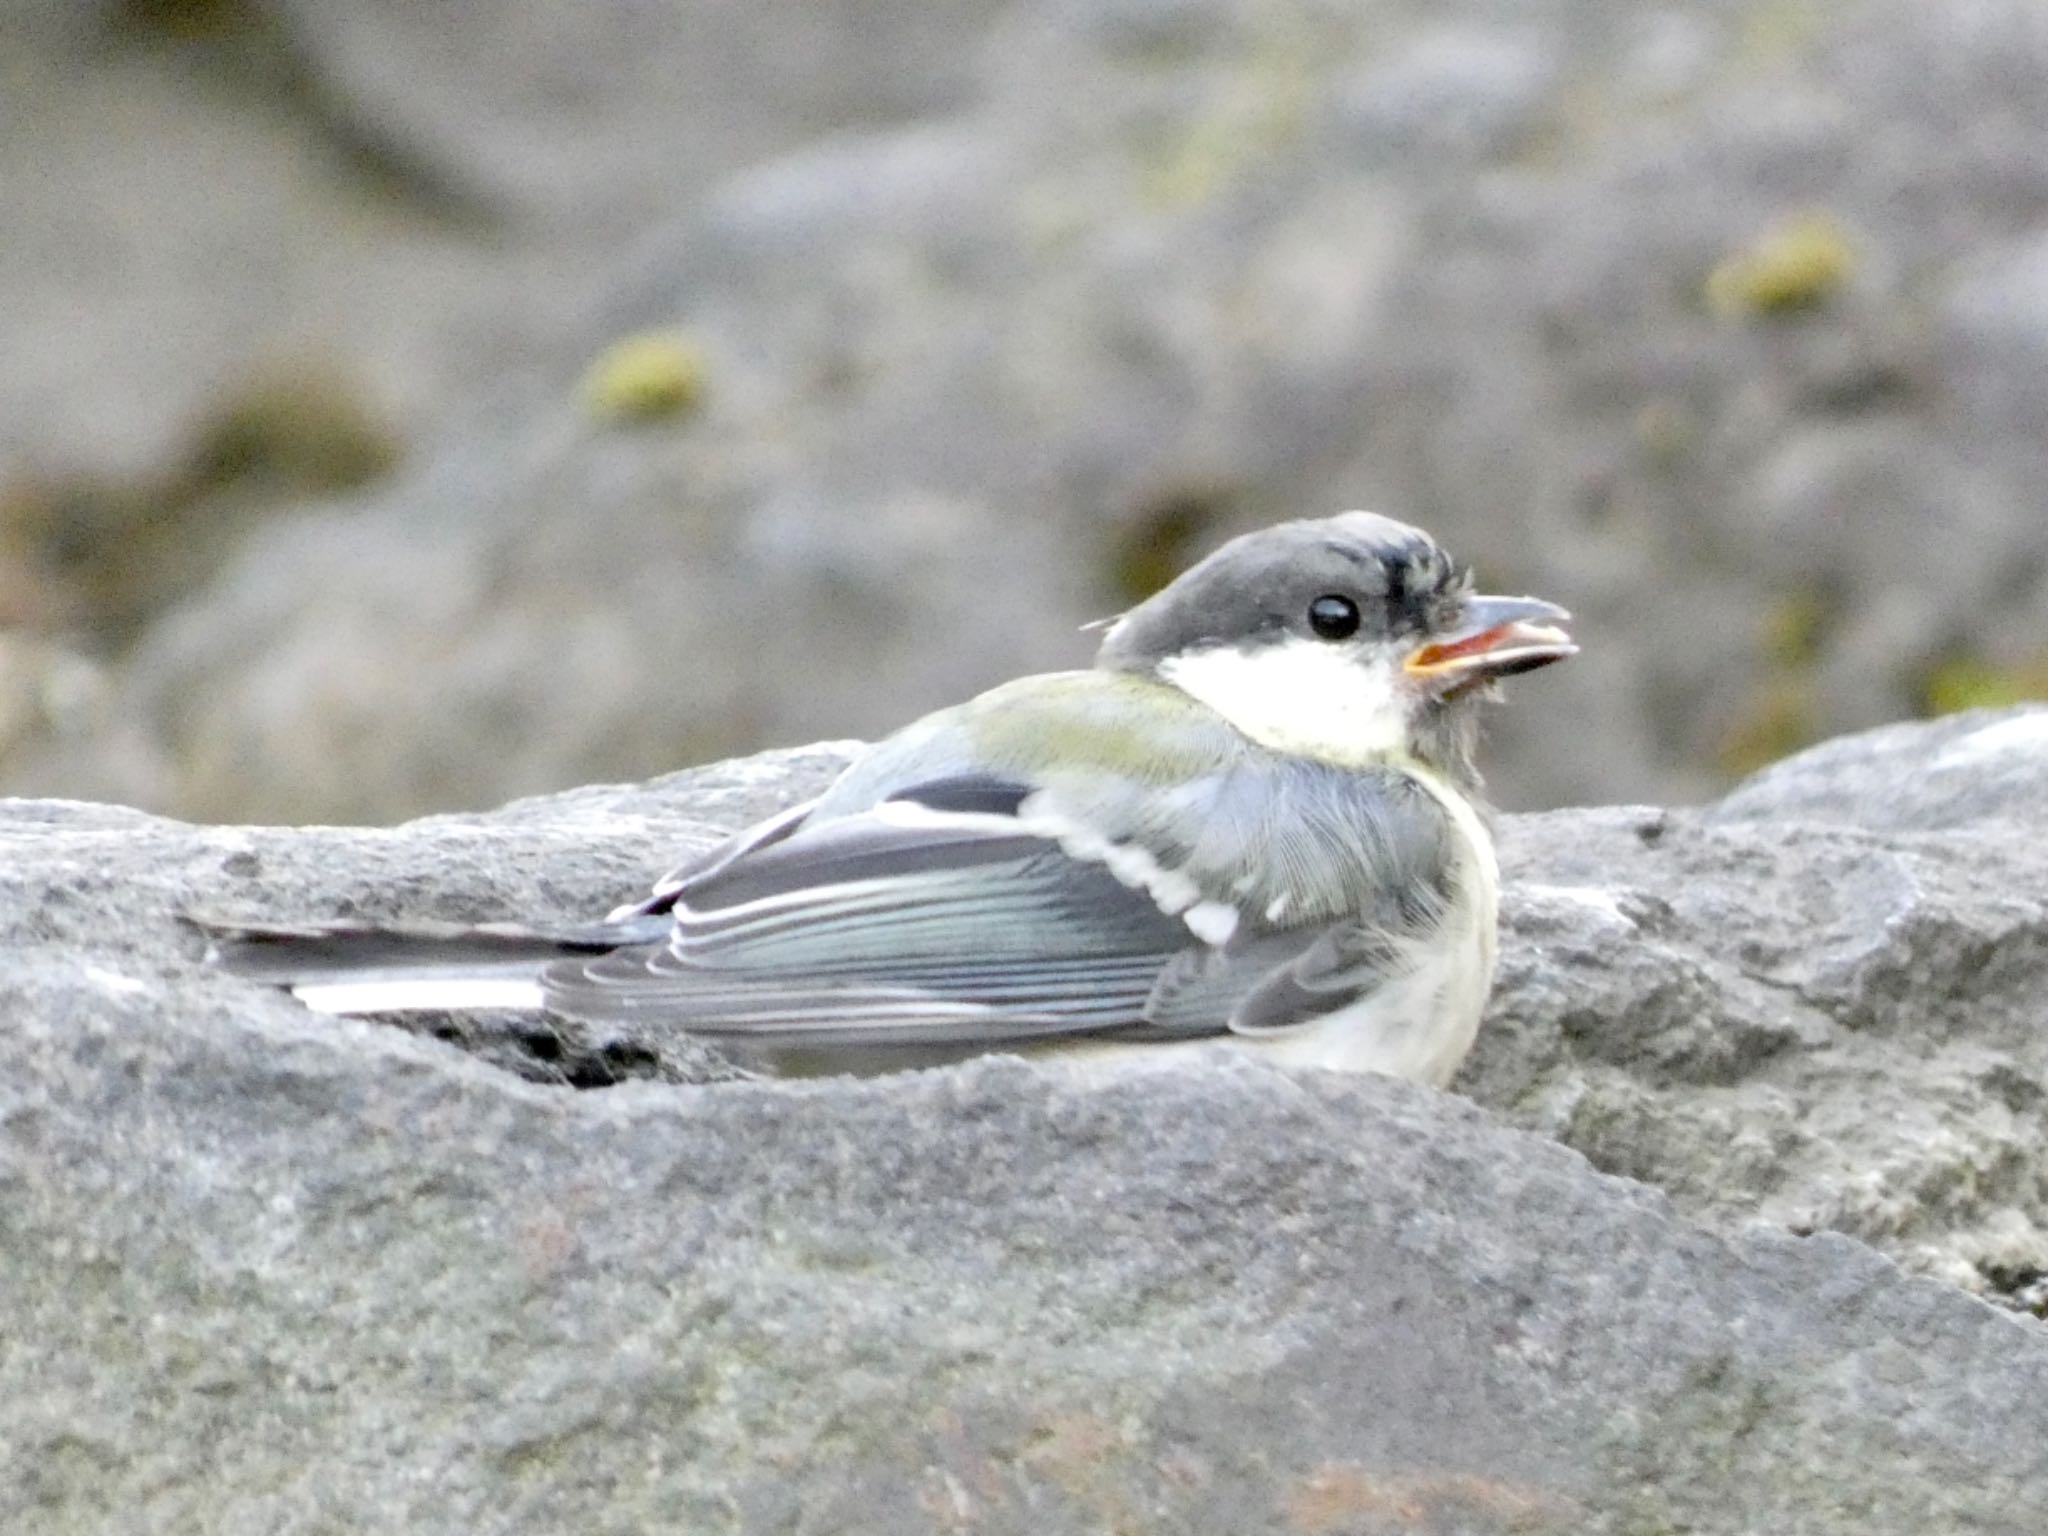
[204,511,1574,1086]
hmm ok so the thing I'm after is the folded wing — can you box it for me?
[542,788,1194,1045]
[542,754,1458,1055]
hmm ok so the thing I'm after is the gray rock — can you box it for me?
[1707,704,2048,831]
[1352,0,2048,801]
[4,711,2048,1529]
[14,0,2048,824]
[0,0,1000,490]
[267,0,1001,230]
[0,9,521,486]
[1478,802,2048,1309]
[1334,24,1562,164]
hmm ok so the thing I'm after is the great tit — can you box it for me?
[208,511,1574,1085]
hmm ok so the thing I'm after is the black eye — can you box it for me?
[1308,594,1360,640]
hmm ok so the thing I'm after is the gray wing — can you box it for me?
[1136,919,1432,1040]
[1097,762,1461,1041]
[608,796,820,922]
[542,781,1193,1045]
[542,749,1459,1052]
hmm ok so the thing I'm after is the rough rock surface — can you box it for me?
[4,711,2047,1531]
[1485,791,2048,1307]
[10,0,2048,822]
[1708,704,2048,833]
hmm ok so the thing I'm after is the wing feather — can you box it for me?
[543,790,1193,1039]
[547,683,1465,1057]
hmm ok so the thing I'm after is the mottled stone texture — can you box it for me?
[4,713,2046,1532]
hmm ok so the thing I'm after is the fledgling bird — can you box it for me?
[207,511,1574,1085]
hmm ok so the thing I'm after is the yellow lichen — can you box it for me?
[1137,33,1310,209]
[1108,490,1226,603]
[582,334,708,423]
[1760,590,1830,667]
[191,361,401,491]
[1707,214,1855,316]
[1735,0,1834,67]
[1717,676,1818,778]
[1711,595,1839,777]
[1922,656,2048,716]
[121,0,248,40]
[8,356,402,647]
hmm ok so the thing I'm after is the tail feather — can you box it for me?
[191,915,665,1015]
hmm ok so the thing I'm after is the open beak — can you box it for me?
[1404,595,1577,691]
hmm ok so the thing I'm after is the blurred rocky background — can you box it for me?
[4,0,2045,824]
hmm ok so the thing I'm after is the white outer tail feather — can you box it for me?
[292,977,547,1015]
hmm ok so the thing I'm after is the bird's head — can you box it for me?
[1094,511,1575,786]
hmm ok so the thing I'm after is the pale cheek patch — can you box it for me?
[1158,640,1411,767]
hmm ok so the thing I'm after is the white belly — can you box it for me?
[1069,764,1502,1089]
[1226,893,1494,1086]
[1249,758,1500,1085]
[1058,909,1492,1089]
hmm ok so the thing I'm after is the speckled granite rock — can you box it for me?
[1466,706,2048,1315]
[3,712,2047,1532]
